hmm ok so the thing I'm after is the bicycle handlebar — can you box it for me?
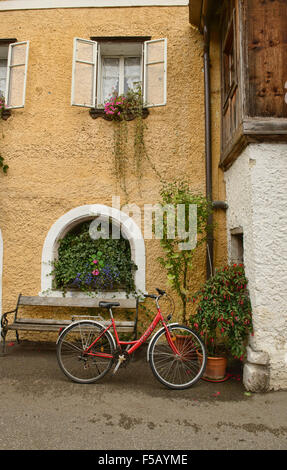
[144,288,174,321]
[144,288,166,300]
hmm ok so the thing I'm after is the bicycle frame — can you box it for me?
[83,305,180,359]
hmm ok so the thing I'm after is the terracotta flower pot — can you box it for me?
[175,335,197,360]
[197,351,227,380]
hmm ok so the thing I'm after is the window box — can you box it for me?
[89,106,149,120]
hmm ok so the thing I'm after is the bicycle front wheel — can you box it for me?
[149,324,206,390]
[57,321,115,384]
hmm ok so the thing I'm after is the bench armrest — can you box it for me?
[1,309,17,329]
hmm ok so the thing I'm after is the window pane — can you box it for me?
[102,58,119,102]
[76,40,94,63]
[146,62,164,106]
[0,59,7,96]
[124,57,141,94]
[11,43,26,66]
[7,64,25,107]
[146,40,165,63]
[73,62,94,107]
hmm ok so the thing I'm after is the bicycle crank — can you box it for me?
[113,350,130,374]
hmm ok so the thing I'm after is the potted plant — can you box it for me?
[190,264,253,380]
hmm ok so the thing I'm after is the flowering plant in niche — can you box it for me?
[51,221,137,295]
[69,251,121,291]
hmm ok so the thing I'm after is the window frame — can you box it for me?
[72,35,167,111]
[0,38,17,99]
[92,37,150,109]
[97,52,143,107]
[221,9,237,114]
[143,38,167,108]
[71,37,98,108]
[5,40,30,109]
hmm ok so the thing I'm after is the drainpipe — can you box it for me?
[203,20,213,279]
[203,19,228,278]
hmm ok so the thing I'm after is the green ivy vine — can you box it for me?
[156,181,213,324]
[104,86,160,197]
[0,95,9,173]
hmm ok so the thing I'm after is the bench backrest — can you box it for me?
[18,295,137,309]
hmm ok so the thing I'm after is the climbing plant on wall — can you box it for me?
[156,181,213,324]
[0,95,9,173]
[104,86,160,196]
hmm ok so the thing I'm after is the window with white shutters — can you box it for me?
[5,41,29,109]
[71,37,167,110]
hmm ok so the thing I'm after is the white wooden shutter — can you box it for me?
[71,37,97,108]
[143,38,167,108]
[5,41,29,109]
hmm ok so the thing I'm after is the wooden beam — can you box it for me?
[220,117,287,170]
[243,118,287,135]
[189,0,203,28]
[189,0,220,31]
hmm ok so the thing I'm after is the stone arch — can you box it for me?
[40,204,145,297]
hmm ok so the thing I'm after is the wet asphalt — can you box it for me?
[0,340,287,451]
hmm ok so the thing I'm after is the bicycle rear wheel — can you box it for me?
[149,324,206,390]
[57,321,115,384]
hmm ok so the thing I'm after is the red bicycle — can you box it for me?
[56,288,207,389]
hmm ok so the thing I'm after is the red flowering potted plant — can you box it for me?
[190,264,253,381]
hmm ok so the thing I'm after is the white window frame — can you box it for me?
[143,38,167,108]
[97,53,142,107]
[5,40,29,109]
[0,44,10,98]
[71,37,98,108]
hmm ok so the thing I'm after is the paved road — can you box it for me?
[0,341,287,451]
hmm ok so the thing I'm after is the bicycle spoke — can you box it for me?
[149,325,206,389]
[57,321,114,384]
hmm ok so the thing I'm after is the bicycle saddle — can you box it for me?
[99,301,120,309]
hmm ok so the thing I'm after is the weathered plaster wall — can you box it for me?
[224,143,287,391]
[0,6,224,339]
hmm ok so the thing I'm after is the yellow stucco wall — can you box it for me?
[209,26,228,270]
[0,5,226,333]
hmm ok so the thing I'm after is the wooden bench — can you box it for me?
[0,294,138,355]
